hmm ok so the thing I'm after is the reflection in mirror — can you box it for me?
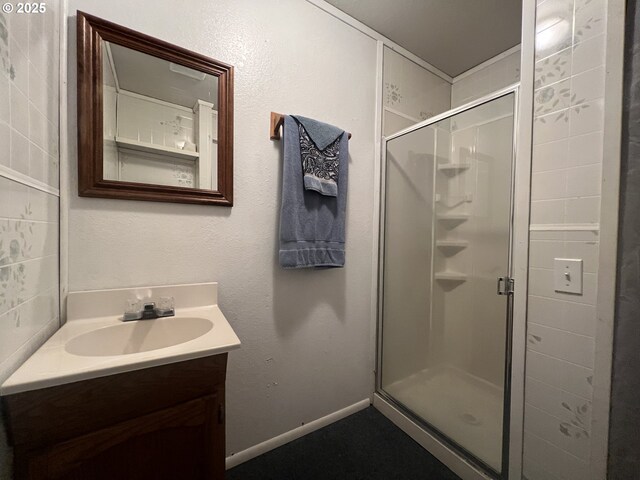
[101,42,219,190]
[77,11,233,205]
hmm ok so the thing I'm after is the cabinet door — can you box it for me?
[18,394,224,480]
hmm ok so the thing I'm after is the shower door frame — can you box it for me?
[375,84,521,480]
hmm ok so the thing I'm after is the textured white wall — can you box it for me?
[65,0,377,456]
[443,104,514,388]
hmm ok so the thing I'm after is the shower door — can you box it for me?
[377,89,517,477]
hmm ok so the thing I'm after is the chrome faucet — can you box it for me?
[123,301,175,322]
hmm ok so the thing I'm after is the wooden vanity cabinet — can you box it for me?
[2,354,228,480]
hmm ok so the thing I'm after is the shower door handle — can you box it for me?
[497,276,514,295]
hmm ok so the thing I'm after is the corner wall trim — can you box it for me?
[590,0,626,476]
[225,399,371,470]
[0,167,61,197]
[529,223,600,232]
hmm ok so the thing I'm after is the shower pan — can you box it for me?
[375,86,518,479]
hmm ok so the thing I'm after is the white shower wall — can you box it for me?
[442,101,514,387]
[451,48,521,108]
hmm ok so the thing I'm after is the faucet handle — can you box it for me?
[155,296,175,317]
[123,298,143,321]
[157,296,174,311]
[125,298,141,313]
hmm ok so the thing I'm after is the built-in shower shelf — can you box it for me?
[437,162,471,174]
[436,214,470,226]
[436,240,469,252]
[434,272,467,282]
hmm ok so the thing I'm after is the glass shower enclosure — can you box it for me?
[377,88,517,478]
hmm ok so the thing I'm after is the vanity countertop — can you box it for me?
[1,283,241,396]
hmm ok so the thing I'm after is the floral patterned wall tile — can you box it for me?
[535,78,571,117]
[526,377,592,433]
[574,0,607,43]
[382,46,451,134]
[0,0,60,384]
[0,0,59,189]
[0,219,57,266]
[535,47,572,89]
[528,0,609,468]
[525,403,590,459]
[533,108,571,144]
[0,255,58,317]
[527,323,595,368]
[0,288,58,366]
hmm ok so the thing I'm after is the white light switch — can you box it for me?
[554,258,583,294]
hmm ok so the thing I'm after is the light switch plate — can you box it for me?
[554,258,583,294]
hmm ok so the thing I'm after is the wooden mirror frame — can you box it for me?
[77,11,234,206]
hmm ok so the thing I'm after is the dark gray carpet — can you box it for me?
[226,406,460,480]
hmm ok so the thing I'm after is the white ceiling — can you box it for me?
[108,42,218,109]
[325,0,522,77]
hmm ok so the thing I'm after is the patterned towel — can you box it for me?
[291,115,345,197]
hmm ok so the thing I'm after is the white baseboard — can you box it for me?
[225,398,371,470]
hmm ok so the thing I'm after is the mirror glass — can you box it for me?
[101,41,219,190]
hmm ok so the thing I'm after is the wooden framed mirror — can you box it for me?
[77,11,234,205]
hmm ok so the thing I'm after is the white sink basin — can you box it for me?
[1,283,241,396]
[65,317,214,357]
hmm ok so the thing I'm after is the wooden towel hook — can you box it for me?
[270,112,352,141]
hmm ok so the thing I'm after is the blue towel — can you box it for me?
[279,115,348,268]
